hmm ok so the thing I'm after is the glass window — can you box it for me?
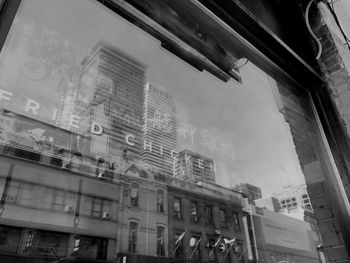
[219,209,227,229]
[40,187,54,209]
[102,200,111,216]
[51,189,65,210]
[130,183,139,207]
[0,225,22,253]
[190,235,201,263]
[232,212,241,232]
[173,232,184,258]
[92,198,102,217]
[128,222,138,253]
[0,1,343,262]
[76,235,107,260]
[6,181,20,203]
[156,189,164,213]
[82,196,93,216]
[32,230,68,256]
[207,238,217,263]
[156,226,165,256]
[205,206,213,225]
[173,198,182,220]
[190,201,198,223]
[18,183,33,206]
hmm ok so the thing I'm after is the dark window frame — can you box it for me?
[205,205,213,225]
[190,201,198,223]
[156,189,164,213]
[219,209,227,229]
[173,197,182,220]
[173,231,184,258]
[156,226,165,256]
[128,222,138,253]
[130,183,139,207]
[232,212,241,232]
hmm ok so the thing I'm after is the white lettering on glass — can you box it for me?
[91,121,103,135]
[126,134,135,146]
[25,99,40,115]
[0,89,13,102]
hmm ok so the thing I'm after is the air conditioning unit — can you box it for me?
[62,160,71,169]
[97,172,105,179]
[64,205,74,213]
[102,212,111,219]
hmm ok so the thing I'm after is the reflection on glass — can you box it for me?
[0,0,337,262]
[0,225,21,253]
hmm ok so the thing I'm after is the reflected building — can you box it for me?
[56,77,79,130]
[142,83,177,176]
[249,206,321,263]
[276,184,312,211]
[174,149,215,183]
[255,196,280,212]
[233,183,262,203]
[58,40,147,161]
[167,178,245,263]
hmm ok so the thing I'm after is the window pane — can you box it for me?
[190,202,198,223]
[205,206,212,224]
[156,226,165,256]
[129,222,138,253]
[92,198,102,217]
[130,184,139,207]
[32,230,68,256]
[0,225,22,253]
[174,232,184,258]
[0,1,342,262]
[77,235,107,260]
[173,198,181,219]
[157,190,164,212]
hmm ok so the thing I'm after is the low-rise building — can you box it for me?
[250,206,321,263]
[167,179,245,263]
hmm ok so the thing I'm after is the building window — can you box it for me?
[52,189,66,210]
[18,183,34,206]
[82,196,111,218]
[92,198,103,217]
[207,238,217,263]
[130,183,139,207]
[190,235,201,263]
[205,206,213,225]
[157,189,164,212]
[51,189,76,211]
[174,198,182,220]
[190,201,198,223]
[156,226,165,256]
[0,225,22,253]
[75,235,108,260]
[6,181,20,203]
[233,212,241,231]
[174,232,184,258]
[129,222,138,253]
[31,230,68,257]
[219,209,227,228]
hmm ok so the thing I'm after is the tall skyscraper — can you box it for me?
[63,40,147,160]
[174,149,216,183]
[142,83,177,175]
